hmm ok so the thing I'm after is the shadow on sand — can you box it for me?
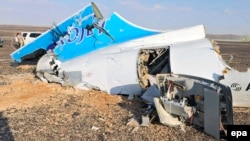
[0,112,14,141]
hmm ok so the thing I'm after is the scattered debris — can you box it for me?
[149,74,233,139]
[91,126,100,131]
[126,116,140,127]
[7,2,244,140]
[180,124,186,133]
[140,115,150,127]
[127,94,134,100]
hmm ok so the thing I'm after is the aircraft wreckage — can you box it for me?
[11,2,250,139]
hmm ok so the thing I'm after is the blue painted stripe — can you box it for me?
[54,12,161,61]
[10,4,94,62]
[11,3,162,63]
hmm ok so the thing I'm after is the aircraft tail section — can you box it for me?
[11,3,96,62]
[10,3,161,63]
[104,12,162,42]
[53,12,162,61]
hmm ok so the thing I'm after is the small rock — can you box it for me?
[91,126,100,131]
[126,116,140,127]
[140,115,149,126]
[72,112,80,118]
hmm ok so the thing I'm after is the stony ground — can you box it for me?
[0,63,221,141]
[0,25,250,141]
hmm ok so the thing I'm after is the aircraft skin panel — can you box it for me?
[53,12,161,62]
[170,38,225,82]
[51,24,207,94]
[96,24,206,52]
[105,12,162,41]
[167,35,250,107]
[11,3,205,63]
[125,24,205,48]
[10,3,94,62]
[10,7,162,62]
[34,18,249,107]
[220,69,250,107]
[60,47,141,95]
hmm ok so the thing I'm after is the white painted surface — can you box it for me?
[220,69,250,107]
[60,25,206,94]
[170,38,226,82]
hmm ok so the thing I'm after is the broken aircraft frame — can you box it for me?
[10,3,250,108]
[10,2,240,139]
[149,73,233,140]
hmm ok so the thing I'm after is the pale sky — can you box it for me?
[0,0,249,35]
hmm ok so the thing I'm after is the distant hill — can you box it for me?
[206,34,250,41]
[1,24,249,41]
[0,25,49,32]
[0,25,49,39]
